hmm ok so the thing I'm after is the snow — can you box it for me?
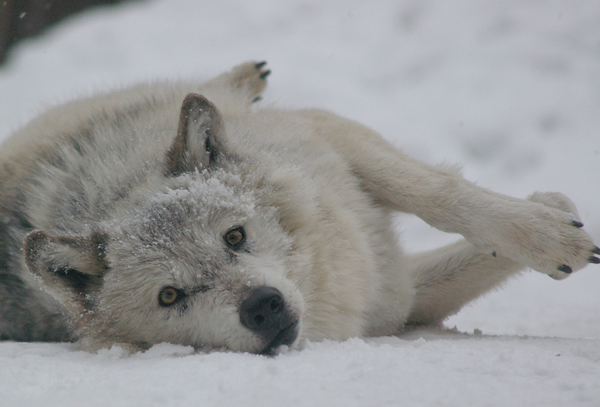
[3,335,600,407]
[1,0,599,406]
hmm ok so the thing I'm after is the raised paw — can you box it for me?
[522,192,599,280]
[227,60,271,103]
[471,191,598,280]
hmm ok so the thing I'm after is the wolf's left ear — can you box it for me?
[165,93,227,176]
[23,230,109,313]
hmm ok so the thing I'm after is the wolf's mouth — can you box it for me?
[261,322,299,355]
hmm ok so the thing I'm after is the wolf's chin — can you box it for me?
[259,321,300,355]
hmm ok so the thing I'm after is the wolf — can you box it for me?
[0,61,597,354]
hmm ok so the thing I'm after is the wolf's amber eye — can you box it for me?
[224,226,246,249]
[159,286,179,306]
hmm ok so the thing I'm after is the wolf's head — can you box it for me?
[23,94,308,354]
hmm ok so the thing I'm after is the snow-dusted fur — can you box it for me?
[0,62,597,353]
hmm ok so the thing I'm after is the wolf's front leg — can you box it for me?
[301,110,599,278]
[407,179,599,280]
[202,61,271,104]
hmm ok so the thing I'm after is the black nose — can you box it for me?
[239,286,299,354]
[239,286,285,332]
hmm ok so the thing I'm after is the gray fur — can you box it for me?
[0,61,596,353]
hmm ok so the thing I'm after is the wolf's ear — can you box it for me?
[24,230,109,313]
[164,93,226,176]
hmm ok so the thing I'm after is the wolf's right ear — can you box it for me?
[23,230,108,313]
[164,93,227,176]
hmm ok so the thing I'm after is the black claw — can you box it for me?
[589,256,600,264]
[571,220,584,228]
[259,70,271,80]
[255,61,267,69]
[593,246,600,255]
[252,96,263,103]
[557,264,573,274]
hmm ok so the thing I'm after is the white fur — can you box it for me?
[1,61,596,353]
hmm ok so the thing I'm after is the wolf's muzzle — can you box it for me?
[239,286,299,353]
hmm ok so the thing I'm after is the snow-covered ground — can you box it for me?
[1,1,599,406]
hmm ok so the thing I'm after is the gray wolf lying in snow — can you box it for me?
[0,62,598,354]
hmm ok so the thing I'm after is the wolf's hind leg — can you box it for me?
[405,239,524,325]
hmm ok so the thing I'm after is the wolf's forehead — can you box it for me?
[127,175,257,235]
[152,177,256,213]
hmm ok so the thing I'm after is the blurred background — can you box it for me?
[0,0,127,64]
